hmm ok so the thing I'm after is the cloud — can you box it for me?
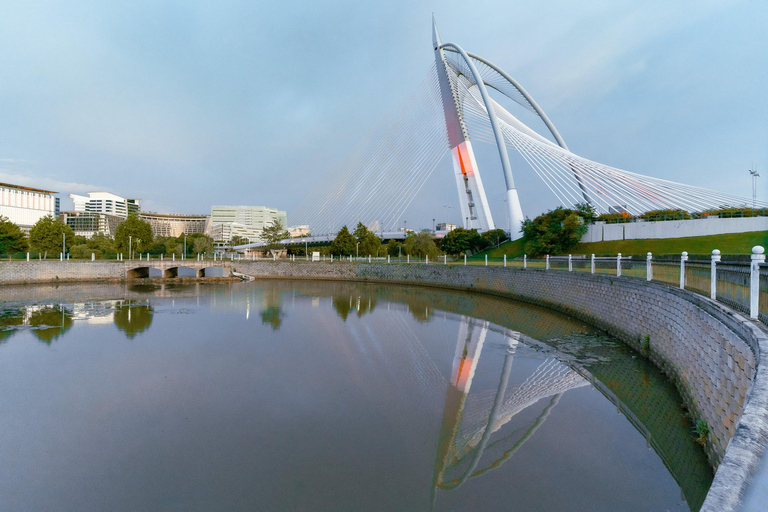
[0,168,104,195]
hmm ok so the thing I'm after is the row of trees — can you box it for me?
[0,213,217,259]
[323,222,510,258]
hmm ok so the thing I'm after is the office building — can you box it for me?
[0,182,58,232]
[210,205,287,242]
[60,211,122,238]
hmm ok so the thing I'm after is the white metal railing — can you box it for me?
[514,246,767,324]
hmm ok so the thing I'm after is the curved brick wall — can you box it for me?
[1,260,766,510]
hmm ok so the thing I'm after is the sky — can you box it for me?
[1,0,766,230]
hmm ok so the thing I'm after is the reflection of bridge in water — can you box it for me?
[212,281,712,509]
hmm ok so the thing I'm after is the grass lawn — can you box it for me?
[473,230,768,259]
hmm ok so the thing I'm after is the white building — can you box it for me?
[210,205,287,243]
[139,212,211,238]
[69,192,141,219]
[0,182,57,232]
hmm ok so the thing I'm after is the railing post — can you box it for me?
[646,252,652,281]
[568,254,572,272]
[444,254,447,265]
[464,254,467,266]
[710,249,720,300]
[680,251,688,289]
[546,254,549,270]
[26,252,29,261]
[616,253,622,276]
[173,254,175,261]
[524,254,527,269]
[503,254,506,267]
[750,246,765,319]
[407,255,410,264]
[387,254,390,264]
[426,255,428,265]
[91,253,95,261]
[60,253,63,261]
[591,254,595,274]
[485,255,488,266]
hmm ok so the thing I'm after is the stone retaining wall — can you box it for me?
[0,260,232,284]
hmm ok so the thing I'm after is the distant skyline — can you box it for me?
[1,0,766,229]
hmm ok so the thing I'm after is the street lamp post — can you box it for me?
[749,169,760,209]
[62,232,65,258]
[356,242,359,259]
[184,234,187,260]
[129,235,132,260]
[432,218,435,232]
[404,220,407,233]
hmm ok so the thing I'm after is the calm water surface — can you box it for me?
[0,281,712,511]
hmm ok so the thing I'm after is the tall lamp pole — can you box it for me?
[749,169,760,209]
[62,232,65,257]
[129,235,132,260]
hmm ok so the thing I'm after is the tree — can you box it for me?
[29,216,75,257]
[353,221,382,256]
[404,232,440,258]
[0,216,27,254]
[330,225,355,256]
[194,235,214,255]
[441,227,482,256]
[521,207,589,257]
[86,233,115,257]
[386,239,402,257]
[480,229,509,250]
[230,235,249,248]
[262,219,289,255]
[114,214,154,255]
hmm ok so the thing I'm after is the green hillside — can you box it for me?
[475,230,768,259]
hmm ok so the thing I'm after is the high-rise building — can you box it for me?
[0,182,57,232]
[210,205,287,242]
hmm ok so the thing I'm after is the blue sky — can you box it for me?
[1,0,765,229]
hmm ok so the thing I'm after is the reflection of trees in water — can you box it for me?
[0,308,25,343]
[332,292,377,321]
[28,305,74,344]
[113,301,154,338]
[261,306,282,330]
[260,286,283,330]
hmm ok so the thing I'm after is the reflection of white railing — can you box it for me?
[515,246,767,324]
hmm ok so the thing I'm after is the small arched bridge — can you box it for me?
[126,261,233,279]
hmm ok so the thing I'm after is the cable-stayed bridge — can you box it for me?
[290,19,765,239]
